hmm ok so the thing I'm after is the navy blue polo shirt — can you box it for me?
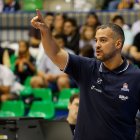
[64,54,140,140]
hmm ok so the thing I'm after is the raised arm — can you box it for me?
[31,10,68,70]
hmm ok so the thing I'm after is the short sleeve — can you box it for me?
[64,54,96,83]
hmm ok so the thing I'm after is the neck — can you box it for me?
[103,54,123,71]
[67,116,76,125]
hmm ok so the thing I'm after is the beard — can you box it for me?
[96,48,117,62]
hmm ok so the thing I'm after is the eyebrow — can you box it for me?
[94,37,108,40]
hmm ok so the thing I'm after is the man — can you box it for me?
[67,94,79,135]
[57,94,79,135]
[3,0,20,12]
[63,17,80,54]
[31,10,140,140]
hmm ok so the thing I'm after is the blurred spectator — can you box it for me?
[14,40,36,84]
[52,13,67,36]
[57,76,70,92]
[79,44,95,58]
[111,15,133,57]
[63,17,80,54]
[28,12,54,58]
[28,26,41,48]
[117,0,134,10]
[133,0,140,9]
[0,64,23,102]
[0,47,4,64]
[44,12,54,31]
[0,45,15,68]
[108,0,120,10]
[54,34,75,55]
[100,0,117,10]
[0,0,3,12]
[129,33,140,67]
[136,111,140,140]
[67,94,79,135]
[3,0,20,12]
[2,49,11,68]
[79,26,96,56]
[28,25,41,58]
[81,12,101,33]
[131,19,140,38]
[32,34,74,92]
[57,94,80,135]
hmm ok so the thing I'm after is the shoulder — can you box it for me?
[65,53,100,73]
[69,53,96,62]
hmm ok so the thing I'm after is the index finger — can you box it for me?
[36,9,44,22]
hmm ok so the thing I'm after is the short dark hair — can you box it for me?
[45,12,54,17]
[96,23,125,47]
[19,40,29,49]
[64,17,77,27]
[55,13,67,21]
[54,34,66,44]
[69,94,79,104]
[112,15,124,24]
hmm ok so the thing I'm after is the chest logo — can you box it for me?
[91,85,102,93]
[96,78,102,84]
[121,83,129,92]
[119,95,129,101]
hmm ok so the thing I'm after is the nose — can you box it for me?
[95,40,101,49]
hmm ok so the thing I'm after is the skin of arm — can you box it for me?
[31,10,68,70]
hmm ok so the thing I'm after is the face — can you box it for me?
[68,98,79,121]
[113,19,123,28]
[55,38,65,48]
[54,15,64,28]
[84,27,94,40]
[44,15,54,28]
[64,22,74,35]
[18,41,28,57]
[95,27,119,62]
[86,15,98,26]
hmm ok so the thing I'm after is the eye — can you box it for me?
[101,38,107,43]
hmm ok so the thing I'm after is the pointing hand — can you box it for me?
[31,9,47,31]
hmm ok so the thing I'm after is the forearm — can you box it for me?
[31,10,68,70]
[41,28,60,58]
[40,28,68,69]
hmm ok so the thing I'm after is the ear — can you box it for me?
[115,39,122,49]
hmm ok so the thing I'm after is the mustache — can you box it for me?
[96,48,102,51]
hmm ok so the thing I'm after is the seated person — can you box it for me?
[3,0,20,12]
[56,94,80,135]
[0,64,23,102]
[0,46,15,68]
[14,40,36,84]
[31,34,75,92]
[129,33,140,67]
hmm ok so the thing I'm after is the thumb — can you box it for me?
[36,9,44,22]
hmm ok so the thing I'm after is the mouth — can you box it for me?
[96,50,102,56]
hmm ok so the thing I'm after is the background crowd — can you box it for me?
[1,0,140,138]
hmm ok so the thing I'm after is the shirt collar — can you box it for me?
[99,58,129,74]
